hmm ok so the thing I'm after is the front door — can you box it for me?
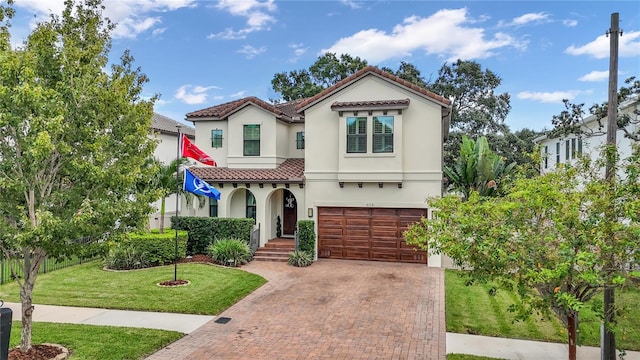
[283,190,297,235]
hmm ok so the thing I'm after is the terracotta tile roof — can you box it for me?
[151,113,195,137]
[331,99,410,110]
[186,97,305,122]
[296,66,451,112]
[190,158,305,183]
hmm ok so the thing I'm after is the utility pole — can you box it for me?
[602,12,619,360]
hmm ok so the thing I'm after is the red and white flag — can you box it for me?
[181,134,216,166]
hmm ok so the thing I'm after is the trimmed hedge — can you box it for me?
[297,220,316,257]
[124,231,188,266]
[171,217,254,255]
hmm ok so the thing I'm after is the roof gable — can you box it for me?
[186,97,304,122]
[295,66,451,112]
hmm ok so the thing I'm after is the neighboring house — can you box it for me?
[535,97,640,173]
[186,66,451,267]
[149,113,197,229]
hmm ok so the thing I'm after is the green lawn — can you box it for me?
[9,322,183,360]
[446,270,640,351]
[0,261,266,315]
[447,355,505,360]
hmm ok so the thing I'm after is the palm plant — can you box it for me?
[148,158,205,233]
[443,135,516,200]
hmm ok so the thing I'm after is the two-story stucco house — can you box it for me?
[148,113,197,229]
[535,96,639,174]
[186,66,451,267]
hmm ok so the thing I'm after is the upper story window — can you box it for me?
[296,131,305,150]
[347,117,367,153]
[211,129,223,148]
[373,116,394,153]
[243,124,260,156]
[565,140,570,160]
[556,142,560,164]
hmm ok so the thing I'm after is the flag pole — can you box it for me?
[174,125,182,282]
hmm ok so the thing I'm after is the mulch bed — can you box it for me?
[8,344,65,360]
[176,254,215,264]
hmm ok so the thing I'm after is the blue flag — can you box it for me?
[183,169,221,200]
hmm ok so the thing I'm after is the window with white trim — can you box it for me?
[346,117,367,153]
[373,116,394,153]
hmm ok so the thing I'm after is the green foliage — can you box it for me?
[297,220,316,256]
[276,215,282,237]
[406,146,640,354]
[124,230,187,266]
[550,76,639,141]
[271,53,368,102]
[207,238,252,267]
[443,135,516,200]
[172,217,254,255]
[0,0,158,350]
[103,243,150,270]
[287,250,313,267]
[381,61,429,88]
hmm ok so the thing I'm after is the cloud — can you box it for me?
[175,85,220,105]
[499,12,551,27]
[238,45,267,59]
[563,19,578,27]
[288,43,308,62]
[517,90,585,103]
[230,91,247,98]
[321,8,526,63]
[12,0,196,39]
[566,30,640,59]
[578,70,609,82]
[209,0,276,40]
[340,0,361,9]
[152,27,167,37]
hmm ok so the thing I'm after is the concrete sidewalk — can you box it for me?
[3,302,639,359]
[2,302,214,334]
[447,333,640,360]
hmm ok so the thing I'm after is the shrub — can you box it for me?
[288,250,313,267]
[297,220,316,257]
[172,217,254,254]
[104,244,150,270]
[126,231,187,266]
[207,238,252,267]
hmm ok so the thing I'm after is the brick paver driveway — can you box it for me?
[146,259,446,360]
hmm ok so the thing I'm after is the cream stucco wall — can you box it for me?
[192,119,229,167]
[303,74,445,267]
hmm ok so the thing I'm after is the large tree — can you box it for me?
[550,76,639,140]
[381,61,429,88]
[0,0,157,351]
[271,53,368,102]
[429,60,512,167]
[406,147,640,360]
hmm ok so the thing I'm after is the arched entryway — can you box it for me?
[282,189,297,236]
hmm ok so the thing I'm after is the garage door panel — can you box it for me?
[344,208,371,217]
[371,250,399,261]
[318,207,427,264]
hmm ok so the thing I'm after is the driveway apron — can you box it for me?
[146,259,446,360]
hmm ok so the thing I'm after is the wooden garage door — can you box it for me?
[317,207,427,264]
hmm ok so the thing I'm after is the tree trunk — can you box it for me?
[159,197,166,234]
[19,282,34,352]
[18,248,45,352]
[567,313,577,360]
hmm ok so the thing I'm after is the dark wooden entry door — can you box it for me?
[283,190,297,235]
